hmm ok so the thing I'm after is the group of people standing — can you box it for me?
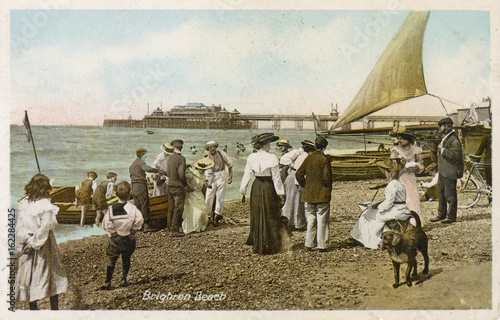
[14,117,465,309]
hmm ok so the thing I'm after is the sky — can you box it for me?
[6,7,493,125]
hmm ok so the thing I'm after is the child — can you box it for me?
[76,171,98,226]
[16,173,68,310]
[101,181,144,290]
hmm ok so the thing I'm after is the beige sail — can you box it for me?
[332,11,430,130]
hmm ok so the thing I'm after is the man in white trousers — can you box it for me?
[204,140,233,225]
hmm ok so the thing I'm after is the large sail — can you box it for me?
[332,11,429,130]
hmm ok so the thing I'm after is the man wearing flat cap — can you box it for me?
[204,140,233,225]
[129,148,160,231]
[296,136,332,251]
[166,139,187,236]
[430,117,464,224]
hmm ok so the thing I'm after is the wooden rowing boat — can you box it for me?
[49,185,168,229]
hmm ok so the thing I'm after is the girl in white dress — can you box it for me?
[16,173,68,310]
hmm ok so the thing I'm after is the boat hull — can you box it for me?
[50,186,168,229]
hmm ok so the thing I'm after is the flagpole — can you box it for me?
[24,110,41,173]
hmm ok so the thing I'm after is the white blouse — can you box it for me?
[16,198,59,252]
[240,149,285,196]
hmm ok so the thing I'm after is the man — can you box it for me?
[277,138,293,182]
[76,171,98,227]
[296,136,332,252]
[153,143,174,196]
[430,117,464,224]
[129,148,159,231]
[166,139,187,236]
[204,140,233,225]
[93,172,118,228]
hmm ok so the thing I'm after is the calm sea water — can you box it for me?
[10,125,391,243]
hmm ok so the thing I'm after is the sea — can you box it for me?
[9,125,391,243]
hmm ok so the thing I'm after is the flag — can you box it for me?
[23,111,32,143]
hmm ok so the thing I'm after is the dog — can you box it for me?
[379,211,429,288]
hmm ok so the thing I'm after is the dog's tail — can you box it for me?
[410,210,421,228]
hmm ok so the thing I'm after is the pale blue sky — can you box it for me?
[9,10,490,125]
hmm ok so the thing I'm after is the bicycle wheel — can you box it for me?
[457,175,481,209]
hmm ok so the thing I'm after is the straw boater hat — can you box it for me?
[194,158,214,170]
[301,139,315,148]
[160,142,174,153]
[389,126,417,141]
[136,148,147,157]
[204,140,219,151]
[277,138,292,148]
[252,132,279,145]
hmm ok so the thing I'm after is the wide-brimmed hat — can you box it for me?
[252,132,279,145]
[171,139,184,148]
[136,148,147,157]
[194,157,214,170]
[389,126,417,141]
[438,117,454,126]
[160,143,174,153]
[204,140,219,150]
[301,139,316,148]
[315,136,328,149]
[277,138,292,148]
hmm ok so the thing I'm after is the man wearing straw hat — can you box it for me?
[130,148,160,232]
[153,142,174,196]
[204,140,233,225]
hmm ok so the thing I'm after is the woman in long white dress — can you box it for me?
[390,130,424,221]
[182,158,214,234]
[15,174,68,310]
[350,160,413,249]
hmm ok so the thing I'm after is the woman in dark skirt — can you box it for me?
[240,132,286,254]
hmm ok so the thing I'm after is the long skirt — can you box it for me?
[282,173,306,228]
[182,190,209,234]
[15,230,68,302]
[399,172,422,222]
[246,176,282,254]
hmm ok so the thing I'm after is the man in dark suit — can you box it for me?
[296,136,332,252]
[430,117,464,224]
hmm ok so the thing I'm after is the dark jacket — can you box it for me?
[438,131,464,179]
[296,150,332,203]
[77,178,93,204]
[93,180,111,209]
[129,158,158,184]
[166,153,187,187]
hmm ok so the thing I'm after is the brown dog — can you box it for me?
[379,211,429,288]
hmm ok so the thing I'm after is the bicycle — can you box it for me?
[456,154,492,209]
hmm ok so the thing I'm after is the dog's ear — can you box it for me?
[391,233,401,246]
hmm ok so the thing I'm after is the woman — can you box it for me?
[282,139,316,231]
[350,160,413,249]
[240,132,286,254]
[390,129,424,221]
[15,173,68,310]
[182,158,214,234]
[101,181,143,290]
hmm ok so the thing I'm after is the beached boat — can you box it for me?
[49,185,168,229]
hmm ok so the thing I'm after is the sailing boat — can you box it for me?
[327,11,441,180]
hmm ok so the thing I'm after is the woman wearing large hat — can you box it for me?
[182,158,214,234]
[389,126,424,221]
[240,132,286,254]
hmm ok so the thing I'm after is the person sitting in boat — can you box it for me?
[389,127,424,222]
[350,159,414,249]
[76,171,98,227]
[101,181,144,290]
[182,158,214,234]
[153,143,174,196]
[93,172,118,228]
